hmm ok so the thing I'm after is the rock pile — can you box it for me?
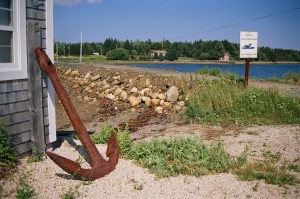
[61,68,186,114]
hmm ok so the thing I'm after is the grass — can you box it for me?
[15,172,36,199]
[26,147,43,164]
[91,126,248,178]
[90,125,299,186]
[183,76,300,125]
[196,67,222,76]
[61,184,80,199]
[0,118,16,167]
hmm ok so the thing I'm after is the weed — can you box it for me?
[236,151,299,187]
[134,184,144,191]
[0,118,16,166]
[196,67,222,77]
[91,125,133,156]
[288,164,300,172]
[15,172,36,199]
[252,182,259,192]
[61,184,80,199]
[26,147,43,164]
[70,133,79,140]
[183,77,300,125]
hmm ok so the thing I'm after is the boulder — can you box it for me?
[91,74,100,81]
[151,99,160,107]
[84,72,92,79]
[129,96,141,107]
[144,98,151,107]
[120,91,128,100]
[113,87,123,96]
[166,86,179,102]
[155,106,163,114]
[64,68,72,75]
[145,79,151,88]
[130,87,138,93]
[140,88,151,96]
[106,94,115,100]
[157,93,166,100]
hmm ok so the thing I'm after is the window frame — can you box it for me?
[0,0,27,81]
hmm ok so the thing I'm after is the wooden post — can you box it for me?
[244,58,250,89]
[26,0,46,155]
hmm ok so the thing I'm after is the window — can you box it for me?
[0,0,27,81]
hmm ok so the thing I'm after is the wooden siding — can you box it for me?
[0,0,51,157]
[0,79,32,155]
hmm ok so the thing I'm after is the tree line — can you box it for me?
[55,38,300,62]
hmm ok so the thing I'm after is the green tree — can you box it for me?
[165,49,178,61]
[106,48,130,60]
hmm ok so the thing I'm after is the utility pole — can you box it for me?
[80,31,82,63]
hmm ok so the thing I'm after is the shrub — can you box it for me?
[15,172,36,199]
[106,48,130,60]
[0,118,16,166]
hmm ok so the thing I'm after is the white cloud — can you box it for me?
[54,0,103,6]
[86,0,103,3]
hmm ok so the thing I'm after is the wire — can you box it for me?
[169,6,300,41]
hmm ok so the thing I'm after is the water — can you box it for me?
[128,63,300,79]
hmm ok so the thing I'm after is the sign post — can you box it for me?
[240,31,258,88]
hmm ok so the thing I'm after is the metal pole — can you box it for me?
[80,31,82,63]
[244,58,250,88]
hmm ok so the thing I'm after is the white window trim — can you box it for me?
[0,0,27,81]
[45,0,56,143]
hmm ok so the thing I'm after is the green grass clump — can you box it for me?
[91,126,247,178]
[129,138,247,177]
[197,67,222,76]
[0,119,16,167]
[184,77,300,125]
[283,71,300,84]
[26,147,43,164]
[15,172,36,199]
[61,185,80,199]
[91,124,133,156]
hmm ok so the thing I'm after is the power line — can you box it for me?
[169,6,300,41]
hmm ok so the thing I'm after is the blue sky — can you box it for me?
[54,0,300,50]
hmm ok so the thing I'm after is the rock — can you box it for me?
[64,68,72,75]
[144,98,151,107]
[84,72,91,79]
[157,93,166,100]
[151,99,160,107]
[155,106,163,114]
[104,89,112,94]
[129,96,141,107]
[71,70,79,76]
[140,88,151,96]
[106,94,115,100]
[97,92,105,98]
[120,91,128,100]
[113,75,120,80]
[150,92,158,99]
[166,86,179,102]
[174,105,182,112]
[76,95,83,102]
[72,84,80,89]
[130,87,138,93]
[112,80,120,85]
[91,74,100,81]
[162,102,172,109]
[178,101,185,107]
[102,84,110,90]
[89,82,96,88]
[83,96,90,102]
[145,79,151,88]
[114,88,123,96]
[141,96,150,102]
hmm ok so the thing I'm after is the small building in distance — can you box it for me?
[150,50,167,58]
[219,53,230,62]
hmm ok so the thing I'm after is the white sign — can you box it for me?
[240,31,258,58]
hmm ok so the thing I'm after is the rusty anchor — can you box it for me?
[34,48,119,180]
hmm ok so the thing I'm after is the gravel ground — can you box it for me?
[1,125,299,199]
[1,64,299,198]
